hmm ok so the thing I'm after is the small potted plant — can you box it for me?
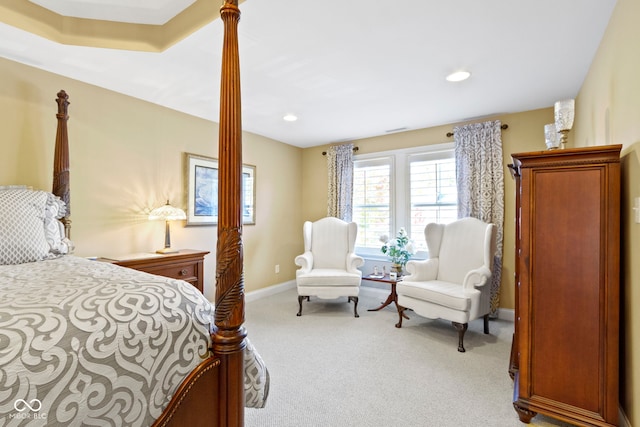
[379,227,416,276]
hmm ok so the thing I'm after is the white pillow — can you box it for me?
[0,189,51,264]
[43,192,72,255]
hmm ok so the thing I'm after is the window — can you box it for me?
[353,157,392,249]
[408,152,457,251]
[353,144,457,257]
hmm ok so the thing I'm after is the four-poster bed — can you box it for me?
[0,1,259,426]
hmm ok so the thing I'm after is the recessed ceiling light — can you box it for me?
[446,71,471,82]
[283,114,298,122]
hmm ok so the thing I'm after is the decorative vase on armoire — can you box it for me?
[508,145,621,427]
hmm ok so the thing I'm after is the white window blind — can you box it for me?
[408,152,457,251]
[353,157,392,250]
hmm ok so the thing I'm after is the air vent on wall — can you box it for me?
[385,127,408,133]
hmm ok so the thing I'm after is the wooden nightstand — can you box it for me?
[100,249,210,292]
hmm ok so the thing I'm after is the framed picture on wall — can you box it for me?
[185,153,256,226]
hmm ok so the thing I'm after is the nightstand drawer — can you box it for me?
[100,249,209,293]
[141,262,197,283]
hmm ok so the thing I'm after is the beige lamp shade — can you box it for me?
[149,201,186,253]
[149,201,187,221]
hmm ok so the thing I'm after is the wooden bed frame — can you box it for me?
[51,1,246,426]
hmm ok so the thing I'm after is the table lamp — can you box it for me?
[149,200,186,254]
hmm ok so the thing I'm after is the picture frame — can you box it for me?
[185,153,256,226]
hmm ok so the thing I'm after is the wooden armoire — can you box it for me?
[508,145,621,427]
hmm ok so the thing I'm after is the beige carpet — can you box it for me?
[244,286,573,427]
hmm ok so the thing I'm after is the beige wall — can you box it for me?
[0,51,554,313]
[573,0,640,423]
[301,108,553,312]
[0,57,304,302]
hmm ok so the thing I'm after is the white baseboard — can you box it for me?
[248,282,516,323]
[246,280,296,303]
[247,281,388,303]
[363,285,516,322]
[360,286,389,296]
[620,407,631,427]
[497,308,514,322]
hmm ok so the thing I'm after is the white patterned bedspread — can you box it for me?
[0,255,216,426]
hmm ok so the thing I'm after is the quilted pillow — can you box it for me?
[0,189,51,264]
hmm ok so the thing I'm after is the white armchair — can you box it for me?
[396,217,497,352]
[295,217,364,317]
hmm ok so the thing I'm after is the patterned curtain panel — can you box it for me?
[327,143,354,221]
[454,120,505,316]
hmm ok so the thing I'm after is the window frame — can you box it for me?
[352,155,395,257]
[353,142,455,260]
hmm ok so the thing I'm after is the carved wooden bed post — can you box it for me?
[213,1,246,426]
[53,90,71,238]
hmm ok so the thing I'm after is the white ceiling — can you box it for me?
[0,0,617,148]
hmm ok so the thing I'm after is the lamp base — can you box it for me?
[558,129,570,149]
[156,247,179,254]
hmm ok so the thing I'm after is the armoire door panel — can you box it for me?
[510,145,620,427]
[530,167,603,411]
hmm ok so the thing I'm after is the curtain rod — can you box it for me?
[446,124,508,138]
[322,146,359,156]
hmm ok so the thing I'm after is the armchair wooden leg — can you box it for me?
[452,322,468,352]
[483,314,490,334]
[348,296,359,318]
[296,296,309,316]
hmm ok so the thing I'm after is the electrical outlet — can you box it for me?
[275,264,280,274]
[634,197,640,224]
